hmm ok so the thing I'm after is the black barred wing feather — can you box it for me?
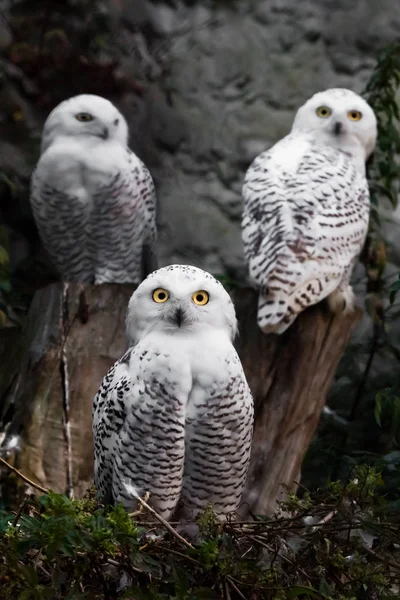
[92,152,157,284]
[93,356,129,504]
[242,135,370,333]
[179,350,254,519]
[93,347,186,519]
[30,177,93,282]
[30,145,157,284]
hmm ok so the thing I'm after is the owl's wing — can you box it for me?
[93,346,186,519]
[93,150,158,284]
[179,351,254,519]
[30,164,93,282]
[92,352,131,504]
[242,137,370,333]
[139,163,159,279]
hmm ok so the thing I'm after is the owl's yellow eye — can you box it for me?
[192,290,209,306]
[316,106,332,118]
[152,288,169,303]
[347,110,362,121]
[75,112,93,122]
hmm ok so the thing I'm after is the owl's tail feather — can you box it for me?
[257,275,342,335]
[256,294,296,335]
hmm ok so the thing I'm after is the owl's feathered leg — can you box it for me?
[327,285,355,314]
[326,265,355,314]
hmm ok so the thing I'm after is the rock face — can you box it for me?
[1,0,399,277]
[116,0,400,275]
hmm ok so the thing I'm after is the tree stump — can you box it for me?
[0,284,359,513]
[233,288,360,515]
[0,283,135,500]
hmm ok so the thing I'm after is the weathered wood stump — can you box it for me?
[0,283,135,500]
[233,288,360,515]
[0,283,359,514]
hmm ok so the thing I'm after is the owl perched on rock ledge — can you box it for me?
[93,265,254,521]
[242,88,377,334]
[30,94,157,284]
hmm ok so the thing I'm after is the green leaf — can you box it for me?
[17,565,39,587]
[0,280,11,292]
[319,579,333,595]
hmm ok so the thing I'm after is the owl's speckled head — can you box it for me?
[291,88,377,169]
[126,265,237,345]
[40,94,129,153]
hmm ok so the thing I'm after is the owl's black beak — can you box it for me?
[174,308,183,327]
[333,121,343,135]
[171,307,185,327]
[101,127,109,140]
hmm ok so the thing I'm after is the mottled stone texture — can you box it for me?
[115,0,399,276]
[1,0,399,278]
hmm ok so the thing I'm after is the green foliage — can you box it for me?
[1,471,399,599]
[362,42,400,306]
[374,388,400,446]
[364,42,400,211]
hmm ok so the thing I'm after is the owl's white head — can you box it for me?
[126,265,237,345]
[291,88,377,171]
[40,94,129,153]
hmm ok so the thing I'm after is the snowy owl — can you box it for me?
[30,94,157,283]
[92,264,254,520]
[242,88,377,334]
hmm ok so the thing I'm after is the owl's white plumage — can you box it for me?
[92,264,254,519]
[30,94,157,284]
[242,88,377,334]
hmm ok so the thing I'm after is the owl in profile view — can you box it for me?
[242,88,377,334]
[30,94,157,284]
[92,264,254,520]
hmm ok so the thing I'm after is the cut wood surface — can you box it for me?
[0,283,359,514]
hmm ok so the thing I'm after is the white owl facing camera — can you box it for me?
[242,88,377,334]
[93,265,254,520]
[30,94,157,284]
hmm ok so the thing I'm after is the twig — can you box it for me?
[129,491,150,517]
[224,579,232,600]
[0,457,49,495]
[159,546,200,565]
[227,577,248,600]
[107,558,143,575]
[316,509,338,526]
[13,498,28,527]
[128,492,193,549]
[364,546,400,573]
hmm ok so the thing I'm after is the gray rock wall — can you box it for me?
[1,0,399,279]
[113,0,400,276]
